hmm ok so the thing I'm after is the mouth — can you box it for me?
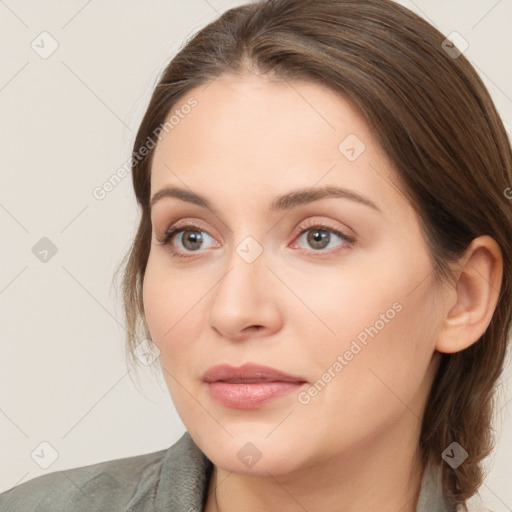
[202,363,308,409]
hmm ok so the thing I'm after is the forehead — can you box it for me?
[152,74,369,164]
[149,73,403,214]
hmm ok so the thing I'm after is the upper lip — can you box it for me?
[202,363,308,384]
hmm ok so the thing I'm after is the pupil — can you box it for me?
[308,229,329,249]
[184,230,202,250]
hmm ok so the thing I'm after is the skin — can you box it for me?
[142,72,503,512]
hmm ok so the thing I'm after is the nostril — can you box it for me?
[246,325,263,332]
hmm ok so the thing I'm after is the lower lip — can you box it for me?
[206,381,306,409]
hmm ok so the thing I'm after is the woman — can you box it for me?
[1,0,510,510]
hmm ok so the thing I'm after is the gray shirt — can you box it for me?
[0,431,456,511]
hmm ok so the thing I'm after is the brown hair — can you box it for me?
[113,0,512,507]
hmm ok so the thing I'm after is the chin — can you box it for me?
[192,429,304,475]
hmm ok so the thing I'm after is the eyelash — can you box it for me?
[155,220,355,260]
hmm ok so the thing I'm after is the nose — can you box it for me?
[207,244,282,341]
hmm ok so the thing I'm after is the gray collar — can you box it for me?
[155,431,213,511]
[416,461,456,511]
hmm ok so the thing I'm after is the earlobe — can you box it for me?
[435,235,503,354]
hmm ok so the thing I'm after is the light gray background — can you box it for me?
[1,0,511,509]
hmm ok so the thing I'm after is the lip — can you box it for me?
[202,363,308,384]
[202,363,308,409]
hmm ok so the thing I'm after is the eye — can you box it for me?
[155,223,219,259]
[155,219,355,259]
[291,219,355,254]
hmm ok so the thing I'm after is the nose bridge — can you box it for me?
[214,234,268,309]
[207,232,279,337]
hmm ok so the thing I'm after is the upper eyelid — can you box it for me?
[166,220,217,239]
[160,213,352,234]
[165,219,345,236]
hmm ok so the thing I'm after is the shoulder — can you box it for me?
[0,446,168,512]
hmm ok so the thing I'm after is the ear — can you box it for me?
[435,235,503,354]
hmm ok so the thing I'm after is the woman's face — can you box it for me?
[143,73,451,475]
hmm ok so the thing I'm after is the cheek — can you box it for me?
[142,255,210,367]
[283,260,407,359]
[142,262,198,411]
[294,242,438,391]
[307,266,438,430]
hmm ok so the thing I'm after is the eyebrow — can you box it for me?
[149,185,382,214]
